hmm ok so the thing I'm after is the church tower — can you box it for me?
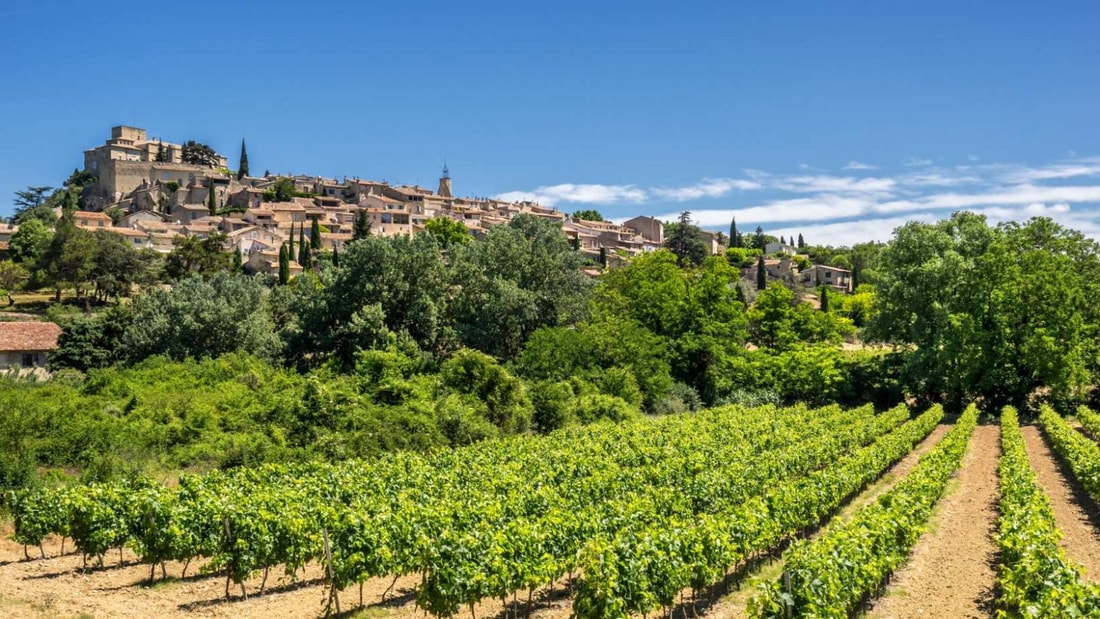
[437,163,452,198]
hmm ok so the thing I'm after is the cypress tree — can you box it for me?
[311,217,322,249]
[780,235,786,245]
[729,217,739,248]
[797,233,805,249]
[571,235,580,251]
[332,243,339,267]
[298,238,311,268]
[298,223,305,256]
[756,254,767,290]
[237,139,250,180]
[207,182,217,216]
[278,244,290,285]
[820,285,830,312]
[288,222,295,257]
[599,246,608,268]
[352,209,371,240]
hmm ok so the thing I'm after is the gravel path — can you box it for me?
[867,423,1000,619]
[1021,424,1100,580]
[705,423,954,619]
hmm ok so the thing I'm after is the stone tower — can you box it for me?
[437,163,452,198]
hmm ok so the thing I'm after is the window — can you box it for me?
[161,172,169,180]
[825,272,832,278]
[22,353,34,367]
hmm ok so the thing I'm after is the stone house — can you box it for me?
[0,322,62,369]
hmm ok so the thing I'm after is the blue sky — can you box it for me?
[3,0,1099,244]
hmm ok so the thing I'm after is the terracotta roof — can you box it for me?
[75,210,112,220]
[0,322,62,352]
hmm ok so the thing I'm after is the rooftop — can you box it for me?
[0,322,62,352]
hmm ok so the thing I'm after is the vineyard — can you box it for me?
[4,402,1100,618]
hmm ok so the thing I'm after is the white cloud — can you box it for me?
[493,183,646,206]
[651,178,761,201]
[904,157,933,167]
[771,175,896,195]
[843,161,878,170]
[995,162,1100,184]
[768,214,941,246]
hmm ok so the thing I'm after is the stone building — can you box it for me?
[83,126,228,205]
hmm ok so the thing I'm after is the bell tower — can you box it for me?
[437,162,452,198]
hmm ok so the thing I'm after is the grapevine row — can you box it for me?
[8,403,899,616]
[753,404,978,618]
[1038,405,1100,504]
[997,406,1100,616]
[571,404,943,618]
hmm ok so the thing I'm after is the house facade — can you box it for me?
[0,322,62,369]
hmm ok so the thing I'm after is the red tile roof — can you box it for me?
[0,322,62,352]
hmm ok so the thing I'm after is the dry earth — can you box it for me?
[867,423,1000,619]
[1021,424,1100,580]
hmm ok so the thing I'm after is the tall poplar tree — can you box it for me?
[288,222,295,257]
[729,217,740,248]
[756,254,767,290]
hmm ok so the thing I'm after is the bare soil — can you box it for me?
[704,423,954,619]
[0,534,573,619]
[866,424,1000,619]
[1021,424,1100,580]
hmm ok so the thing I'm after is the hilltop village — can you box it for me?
[2,126,851,289]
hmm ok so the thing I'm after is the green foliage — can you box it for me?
[756,254,767,290]
[663,212,708,267]
[997,406,1100,616]
[867,213,1100,410]
[310,217,322,249]
[180,141,220,167]
[0,259,29,305]
[278,243,290,285]
[9,217,51,264]
[122,272,281,363]
[572,209,605,222]
[754,404,975,617]
[439,349,532,434]
[165,232,236,280]
[352,208,371,240]
[424,216,470,246]
[237,139,249,180]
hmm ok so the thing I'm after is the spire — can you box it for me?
[437,161,453,198]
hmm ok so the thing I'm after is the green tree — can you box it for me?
[752,226,767,250]
[867,212,1100,410]
[819,285,830,312]
[756,254,767,290]
[729,216,740,248]
[439,349,533,435]
[180,141,220,167]
[13,186,53,215]
[269,177,297,202]
[207,182,217,216]
[278,244,290,285]
[797,233,805,249]
[447,214,593,359]
[40,208,95,302]
[237,139,249,180]
[123,272,281,362]
[310,217,322,249]
[164,232,236,279]
[424,217,470,246]
[663,211,708,266]
[298,239,311,268]
[88,230,157,302]
[572,209,605,222]
[288,222,295,257]
[598,246,608,267]
[8,218,51,264]
[0,260,28,306]
[331,243,339,267]
[352,209,371,241]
